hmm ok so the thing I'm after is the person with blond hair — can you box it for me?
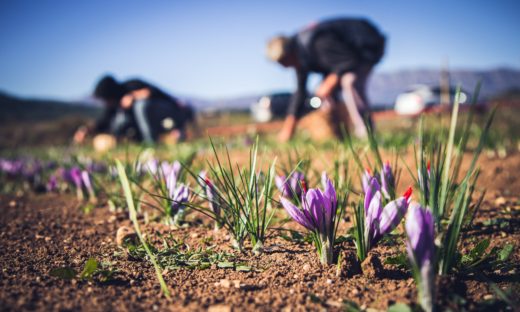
[267,17,385,141]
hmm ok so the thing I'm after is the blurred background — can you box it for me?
[1,0,519,148]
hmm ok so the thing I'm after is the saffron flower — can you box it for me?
[199,171,222,230]
[364,177,411,250]
[81,170,97,203]
[406,203,435,312]
[275,171,305,199]
[380,161,395,199]
[280,172,339,264]
[165,167,190,225]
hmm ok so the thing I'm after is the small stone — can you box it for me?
[302,264,311,272]
[325,299,342,308]
[8,200,16,207]
[483,294,493,300]
[232,280,241,288]
[293,274,298,279]
[208,304,232,312]
[494,197,507,206]
[116,226,138,247]
[289,289,295,294]
[219,279,231,288]
[44,237,51,242]
[326,279,333,285]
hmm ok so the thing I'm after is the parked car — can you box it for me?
[394,84,475,115]
[250,92,321,122]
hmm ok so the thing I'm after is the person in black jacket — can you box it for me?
[74,75,195,146]
[266,17,385,141]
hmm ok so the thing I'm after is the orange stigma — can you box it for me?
[301,180,308,193]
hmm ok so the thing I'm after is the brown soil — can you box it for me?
[1,153,519,311]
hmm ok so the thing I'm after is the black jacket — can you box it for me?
[287,18,385,116]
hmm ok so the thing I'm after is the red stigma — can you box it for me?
[385,160,390,166]
[403,186,413,201]
[427,160,431,171]
[365,167,371,175]
[301,180,308,193]
[204,177,212,186]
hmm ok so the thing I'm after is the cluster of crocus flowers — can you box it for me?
[406,203,435,312]
[363,177,412,255]
[280,172,338,264]
[275,171,305,200]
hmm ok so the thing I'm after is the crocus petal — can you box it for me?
[405,203,435,267]
[381,162,394,199]
[366,191,383,230]
[166,169,177,198]
[361,169,372,194]
[378,196,409,237]
[281,197,312,230]
[364,177,381,216]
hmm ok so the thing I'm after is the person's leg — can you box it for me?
[340,64,373,138]
[133,99,154,143]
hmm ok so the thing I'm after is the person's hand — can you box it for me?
[73,126,88,144]
[316,73,339,98]
[121,94,134,109]
[278,115,297,143]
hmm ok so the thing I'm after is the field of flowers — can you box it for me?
[1,103,519,311]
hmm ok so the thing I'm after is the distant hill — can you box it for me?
[0,92,101,122]
[369,67,520,105]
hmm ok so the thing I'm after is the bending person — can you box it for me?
[266,17,385,141]
[74,75,194,146]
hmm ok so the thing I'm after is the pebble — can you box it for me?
[494,197,507,206]
[9,200,17,207]
[207,304,232,312]
[116,226,138,247]
[219,279,231,288]
[483,294,493,300]
[302,264,311,272]
[326,279,333,285]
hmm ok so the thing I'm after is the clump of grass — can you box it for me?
[186,137,276,254]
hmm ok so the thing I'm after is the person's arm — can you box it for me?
[279,70,308,142]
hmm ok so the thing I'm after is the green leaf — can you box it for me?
[79,258,99,280]
[217,261,235,268]
[387,303,413,312]
[469,238,490,260]
[384,253,408,268]
[49,267,77,280]
[236,265,251,272]
[499,244,514,262]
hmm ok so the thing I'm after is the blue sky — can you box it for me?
[0,0,519,100]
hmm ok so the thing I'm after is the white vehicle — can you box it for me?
[394,84,469,115]
[250,92,321,122]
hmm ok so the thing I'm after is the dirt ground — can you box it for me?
[0,150,519,312]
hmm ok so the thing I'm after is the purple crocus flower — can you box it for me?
[161,160,181,178]
[275,171,305,199]
[0,159,24,177]
[81,170,97,202]
[280,173,338,264]
[199,171,221,225]
[68,167,83,189]
[165,167,190,223]
[47,175,58,192]
[364,177,412,248]
[361,167,373,194]
[170,184,190,216]
[406,203,435,312]
[380,161,395,199]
